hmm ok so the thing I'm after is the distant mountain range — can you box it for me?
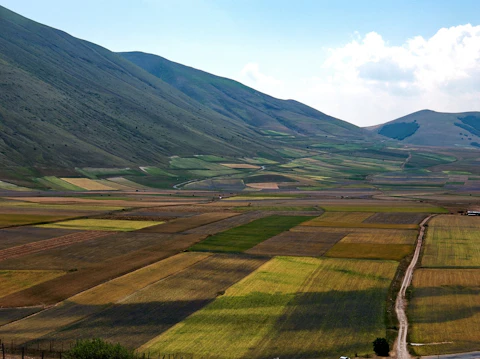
[0,5,366,175]
[119,52,360,138]
[368,110,480,148]
[1,4,478,179]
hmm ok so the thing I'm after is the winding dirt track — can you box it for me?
[395,215,434,359]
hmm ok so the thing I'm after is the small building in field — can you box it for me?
[467,211,480,216]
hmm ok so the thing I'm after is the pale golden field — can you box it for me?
[422,215,480,267]
[0,253,210,342]
[60,178,117,191]
[39,219,164,231]
[245,182,279,189]
[142,256,398,359]
[0,270,65,298]
[409,268,480,356]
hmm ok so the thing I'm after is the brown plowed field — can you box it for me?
[363,212,427,224]
[246,231,345,257]
[185,211,270,235]
[0,233,206,307]
[0,231,114,262]
[43,254,268,349]
[139,213,239,233]
[0,233,206,271]
[0,227,80,250]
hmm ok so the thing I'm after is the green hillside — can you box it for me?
[0,6,283,176]
[369,110,480,147]
[120,51,364,138]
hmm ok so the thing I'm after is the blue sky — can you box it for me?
[3,0,480,126]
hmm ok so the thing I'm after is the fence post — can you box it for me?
[2,343,5,359]
[22,346,25,359]
[42,351,45,359]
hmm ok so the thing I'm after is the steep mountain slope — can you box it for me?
[368,110,480,148]
[120,52,363,138]
[0,6,278,172]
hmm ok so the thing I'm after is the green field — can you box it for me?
[190,215,315,252]
[39,219,164,231]
[141,256,398,359]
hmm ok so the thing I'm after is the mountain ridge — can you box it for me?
[0,5,369,179]
[367,109,480,147]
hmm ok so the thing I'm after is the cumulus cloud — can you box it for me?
[298,24,480,126]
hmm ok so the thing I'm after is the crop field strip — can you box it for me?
[138,212,239,233]
[325,243,414,261]
[246,231,345,257]
[299,211,419,229]
[184,211,270,235]
[0,232,206,271]
[190,215,316,253]
[362,212,428,224]
[0,233,206,307]
[142,257,398,359]
[0,308,42,327]
[0,252,211,342]
[0,231,114,262]
[0,270,65,298]
[0,213,87,228]
[60,178,117,191]
[35,254,268,349]
[409,268,480,356]
[0,227,80,250]
[421,215,480,267]
[38,219,164,232]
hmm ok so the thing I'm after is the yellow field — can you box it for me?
[422,215,480,267]
[141,257,398,359]
[221,163,260,169]
[246,182,279,189]
[325,243,413,261]
[0,253,210,342]
[39,219,164,231]
[340,229,417,244]
[409,269,480,355]
[0,270,65,298]
[60,178,116,191]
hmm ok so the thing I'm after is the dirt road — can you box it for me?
[395,215,434,359]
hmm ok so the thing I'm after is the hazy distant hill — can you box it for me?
[0,6,283,172]
[120,51,363,138]
[368,110,480,148]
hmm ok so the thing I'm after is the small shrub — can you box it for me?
[64,338,135,359]
[372,337,390,356]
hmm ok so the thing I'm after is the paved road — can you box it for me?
[423,352,480,359]
[395,215,435,359]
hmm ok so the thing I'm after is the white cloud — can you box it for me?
[239,62,284,98]
[296,24,480,126]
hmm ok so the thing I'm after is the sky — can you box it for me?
[2,0,480,126]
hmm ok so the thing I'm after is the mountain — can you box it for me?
[119,51,363,138]
[0,6,272,173]
[368,110,480,148]
[0,5,368,177]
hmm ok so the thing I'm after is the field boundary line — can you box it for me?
[395,214,435,359]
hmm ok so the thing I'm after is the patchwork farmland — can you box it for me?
[409,215,480,356]
[0,188,477,359]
